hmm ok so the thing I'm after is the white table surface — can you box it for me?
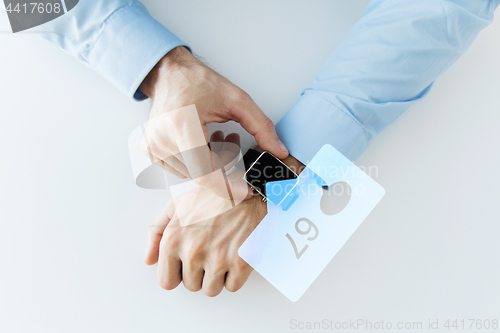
[1,1,499,332]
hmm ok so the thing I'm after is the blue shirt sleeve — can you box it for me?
[35,0,189,100]
[275,0,500,163]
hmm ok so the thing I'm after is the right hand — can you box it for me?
[139,46,289,200]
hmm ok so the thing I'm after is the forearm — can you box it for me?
[139,46,198,99]
[276,0,499,163]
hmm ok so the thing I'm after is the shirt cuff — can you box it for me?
[275,92,370,163]
[87,4,189,100]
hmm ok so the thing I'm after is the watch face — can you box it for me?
[244,152,298,198]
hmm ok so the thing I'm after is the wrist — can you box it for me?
[139,46,197,99]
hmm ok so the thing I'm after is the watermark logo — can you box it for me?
[129,105,248,227]
[2,0,78,33]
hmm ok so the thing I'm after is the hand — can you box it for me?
[144,146,305,297]
[139,46,289,199]
[144,187,267,297]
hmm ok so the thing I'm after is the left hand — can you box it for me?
[144,188,267,297]
[144,140,305,297]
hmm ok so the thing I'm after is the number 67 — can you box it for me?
[286,218,319,259]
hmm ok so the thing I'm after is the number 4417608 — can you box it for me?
[443,319,498,330]
[6,2,62,14]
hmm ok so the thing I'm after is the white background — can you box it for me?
[1,1,499,332]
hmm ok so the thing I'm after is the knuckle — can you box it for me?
[253,117,276,143]
[212,244,229,263]
[184,281,202,293]
[225,263,252,293]
[225,88,251,111]
[225,280,242,293]
[170,110,185,129]
[161,239,179,255]
[158,277,180,291]
[203,287,221,298]
[185,252,203,264]
[234,256,251,270]
[184,242,205,264]
[159,232,181,254]
[233,88,251,102]
[229,251,251,270]
[262,116,276,132]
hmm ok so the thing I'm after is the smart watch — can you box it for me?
[243,148,299,202]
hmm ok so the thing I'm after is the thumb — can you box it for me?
[231,94,289,159]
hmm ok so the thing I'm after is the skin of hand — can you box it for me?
[144,138,304,297]
[139,46,289,200]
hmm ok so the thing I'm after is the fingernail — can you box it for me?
[278,140,288,153]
